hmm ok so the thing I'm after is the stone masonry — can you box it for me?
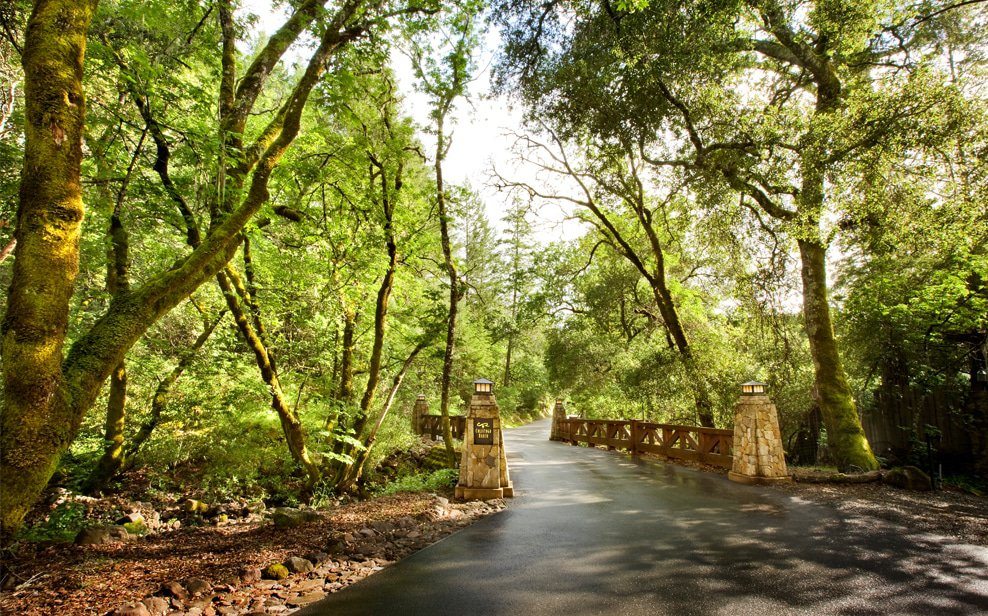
[728,393,791,485]
[455,390,514,500]
[550,399,566,441]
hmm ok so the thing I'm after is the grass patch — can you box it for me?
[375,468,458,496]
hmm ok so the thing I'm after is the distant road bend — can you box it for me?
[299,418,988,615]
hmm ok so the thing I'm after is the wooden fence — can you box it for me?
[556,418,734,468]
[418,414,466,440]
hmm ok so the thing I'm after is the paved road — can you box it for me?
[299,418,988,615]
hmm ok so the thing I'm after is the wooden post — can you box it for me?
[630,419,640,456]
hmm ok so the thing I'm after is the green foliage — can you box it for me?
[375,468,459,496]
[17,502,88,543]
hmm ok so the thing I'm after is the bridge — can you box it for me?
[299,418,988,615]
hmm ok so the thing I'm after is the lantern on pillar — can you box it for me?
[474,378,494,395]
[741,381,767,396]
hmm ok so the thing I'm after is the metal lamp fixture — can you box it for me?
[474,378,494,395]
[741,381,767,396]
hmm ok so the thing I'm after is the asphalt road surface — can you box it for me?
[298,418,988,615]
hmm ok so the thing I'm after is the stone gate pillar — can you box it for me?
[729,381,791,485]
[455,379,514,500]
[412,394,428,435]
[550,398,566,441]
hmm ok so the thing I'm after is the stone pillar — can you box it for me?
[728,391,791,485]
[550,399,566,441]
[412,394,428,435]
[455,386,514,500]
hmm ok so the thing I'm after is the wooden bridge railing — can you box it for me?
[418,414,466,440]
[557,418,734,468]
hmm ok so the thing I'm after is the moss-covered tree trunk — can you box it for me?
[797,237,878,471]
[217,263,321,484]
[0,0,99,537]
[796,125,877,471]
[1,3,367,533]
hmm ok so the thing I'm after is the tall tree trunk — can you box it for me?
[0,0,99,536]
[85,364,127,493]
[435,118,459,467]
[0,0,367,534]
[798,238,878,471]
[648,283,715,427]
[326,304,357,435]
[86,128,144,494]
[123,311,225,466]
[337,340,427,492]
[217,262,321,484]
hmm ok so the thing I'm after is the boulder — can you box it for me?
[141,597,170,616]
[303,551,330,566]
[883,466,932,491]
[238,567,262,583]
[284,556,314,574]
[76,526,111,545]
[185,577,211,596]
[271,507,320,528]
[76,525,132,545]
[157,580,189,601]
[183,499,210,514]
[262,563,290,580]
[116,512,145,526]
[108,602,151,616]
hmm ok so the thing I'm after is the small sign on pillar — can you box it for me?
[455,379,514,500]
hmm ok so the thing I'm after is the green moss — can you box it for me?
[263,563,290,580]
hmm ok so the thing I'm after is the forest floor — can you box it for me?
[0,491,504,616]
[773,478,988,547]
[651,454,988,547]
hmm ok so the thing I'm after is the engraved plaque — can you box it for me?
[473,418,494,445]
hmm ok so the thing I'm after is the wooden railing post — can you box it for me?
[630,419,640,456]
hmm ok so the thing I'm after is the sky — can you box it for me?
[242,0,583,242]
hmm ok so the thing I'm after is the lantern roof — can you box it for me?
[474,378,494,384]
[742,380,766,387]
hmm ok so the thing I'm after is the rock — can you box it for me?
[271,507,319,528]
[185,577,210,596]
[183,499,210,514]
[116,512,145,526]
[263,563,290,580]
[434,496,449,507]
[108,525,133,540]
[75,526,112,545]
[123,520,147,535]
[358,528,376,538]
[290,592,327,607]
[141,597,170,616]
[883,466,932,491]
[303,551,330,566]
[157,581,189,601]
[76,525,131,545]
[109,603,151,616]
[284,556,314,574]
[238,567,262,583]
